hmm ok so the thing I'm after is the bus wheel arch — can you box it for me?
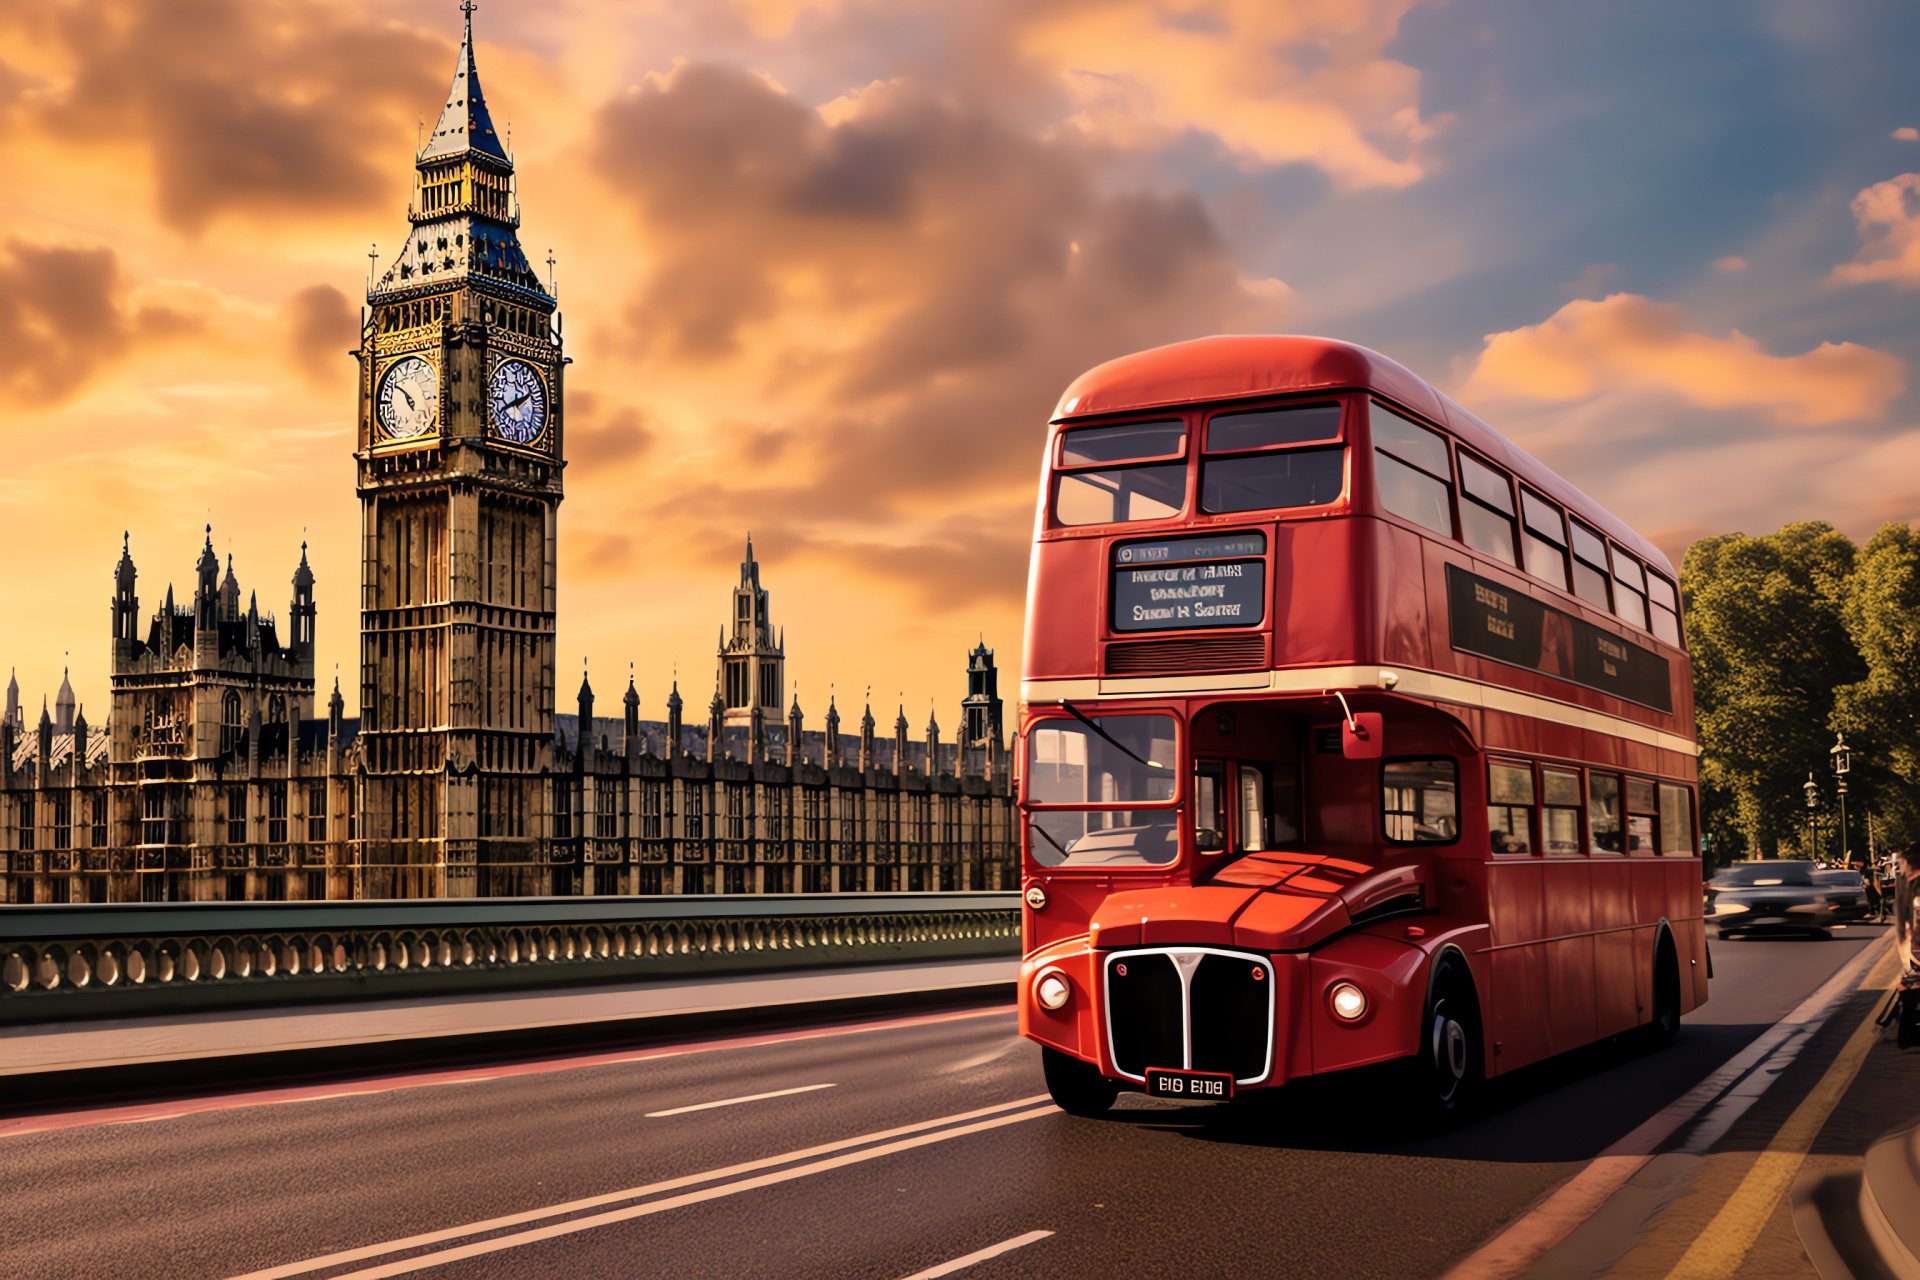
[1646,922,1681,1045]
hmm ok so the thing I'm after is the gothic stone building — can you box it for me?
[0,11,1011,904]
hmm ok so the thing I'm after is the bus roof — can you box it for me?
[1051,334,1673,578]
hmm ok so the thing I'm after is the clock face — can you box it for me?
[376,356,438,440]
[488,359,548,446]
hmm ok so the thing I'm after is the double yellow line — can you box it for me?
[1664,946,1905,1279]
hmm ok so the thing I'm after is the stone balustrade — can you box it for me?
[0,893,1019,1023]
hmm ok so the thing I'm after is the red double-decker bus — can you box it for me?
[1016,336,1704,1117]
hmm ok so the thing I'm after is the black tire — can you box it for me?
[1645,933,1681,1046]
[1408,954,1482,1124]
[1716,929,1732,940]
[1042,1046,1119,1117]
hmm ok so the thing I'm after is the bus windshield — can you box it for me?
[1026,713,1180,868]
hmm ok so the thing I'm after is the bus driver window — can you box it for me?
[1194,761,1225,851]
[1383,759,1459,844]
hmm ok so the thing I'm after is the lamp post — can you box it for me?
[1804,772,1819,861]
[1830,733,1852,870]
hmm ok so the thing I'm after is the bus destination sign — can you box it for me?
[1112,533,1267,633]
[1445,566,1672,712]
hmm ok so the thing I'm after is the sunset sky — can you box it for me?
[3,0,1918,727]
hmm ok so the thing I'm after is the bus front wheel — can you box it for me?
[1410,956,1482,1122]
[1042,1046,1119,1117]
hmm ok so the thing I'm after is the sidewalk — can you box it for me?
[0,956,1017,1079]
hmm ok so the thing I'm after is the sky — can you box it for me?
[2,0,1918,727]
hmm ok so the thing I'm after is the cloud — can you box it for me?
[1463,293,1905,426]
[0,238,205,404]
[1894,127,1918,142]
[1830,173,1920,289]
[1713,256,1748,271]
[567,392,657,466]
[284,284,356,386]
[2,0,443,233]
[1021,0,1441,188]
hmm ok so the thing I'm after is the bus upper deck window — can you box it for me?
[1370,403,1454,538]
[1610,546,1650,631]
[1487,761,1535,854]
[1055,464,1187,526]
[1200,447,1345,514]
[1541,767,1582,855]
[1569,520,1613,613]
[1521,489,1570,591]
[1647,573,1682,647]
[1458,452,1519,567]
[1205,402,1342,453]
[1058,420,1185,466]
[1588,772,1622,853]
[1382,758,1459,844]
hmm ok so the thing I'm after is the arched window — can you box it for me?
[220,689,243,756]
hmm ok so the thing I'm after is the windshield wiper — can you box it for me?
[1028,820,1072,861]
[1061,702,1165,771]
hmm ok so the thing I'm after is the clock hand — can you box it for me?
[399,386,417,411]
[505,391,534,412]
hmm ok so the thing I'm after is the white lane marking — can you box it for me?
[898,1230,1056,1278]
[320,1106,1059,1279]
[646,1083,837,1117]
[231,1093,1051,1280]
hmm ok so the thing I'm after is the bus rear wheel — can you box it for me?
[1409,957,1482,1123]
[1042,1046,1119,1117]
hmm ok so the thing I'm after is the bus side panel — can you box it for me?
[1374,519,1431,669]
[1545,936,1598,1054]
[1019,939,1097,1061]
[1687,917,1709,1011]
[1593,927,1640,1037]
[1023,539,1100,680]
[1489,946,1551,1072]
[1281,520,1369,667]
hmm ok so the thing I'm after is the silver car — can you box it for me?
[1706,861,1865,938]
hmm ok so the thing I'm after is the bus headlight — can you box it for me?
[1328,981,1368,1022]
[1035,971,1072,1010]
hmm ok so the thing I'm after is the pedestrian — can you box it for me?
[1895,849,1920,1048]
[1865,855,1884,920]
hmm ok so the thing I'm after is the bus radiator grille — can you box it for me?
[1105,949,1272,1081]
[1107,953,1184,1078]
[1104,635,1266,675]
[1189,955,1270,1079]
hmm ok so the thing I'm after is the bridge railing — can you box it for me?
[0,893,1021,1025]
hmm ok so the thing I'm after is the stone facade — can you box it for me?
[0,11,1012,904]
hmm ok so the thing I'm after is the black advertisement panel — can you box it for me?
[1111,533,1267,633]
[1445,565,1672,712]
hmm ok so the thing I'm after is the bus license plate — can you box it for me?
[1145,1068,1234,1100]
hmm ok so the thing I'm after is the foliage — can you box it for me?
[1684,519,1920,864]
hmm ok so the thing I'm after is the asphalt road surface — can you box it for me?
[0,924,1891,1280]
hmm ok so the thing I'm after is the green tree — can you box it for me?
[1834,523,1920,850]
[1683,523,1863,862]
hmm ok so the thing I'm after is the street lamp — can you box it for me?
[1831,732,1852,869]
[1804,772,1819,861]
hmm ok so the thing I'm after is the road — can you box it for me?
[0,924,1892,1279]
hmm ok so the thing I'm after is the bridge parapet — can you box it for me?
[0,893,1019,1024]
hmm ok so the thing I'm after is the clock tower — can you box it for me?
[356,3,563,897]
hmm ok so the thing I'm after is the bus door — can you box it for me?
[1192,735,1302,861]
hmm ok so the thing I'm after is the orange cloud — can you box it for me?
[1,0,442,233]
[1830,173,1920,289]
[1021,0,1438,188]
[1464,293,1906,426]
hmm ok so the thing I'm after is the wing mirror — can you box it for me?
[1195,826,1225,852]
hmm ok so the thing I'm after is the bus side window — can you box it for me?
[1194,761,1225,851]
[1458,452,1520,567]
[1382,758,1459,844]
[1521,488,1570,591]
[1611,546,1651,631]
[1370,403,1455,538]
[1569,520,1613,613]
[1658,783,1694,854]
[1625,777,1658,853]
[1487,761,1536,854]
[1541,767,1583,855]
[1589,772,1623,853]
[1647,572,1683,647]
